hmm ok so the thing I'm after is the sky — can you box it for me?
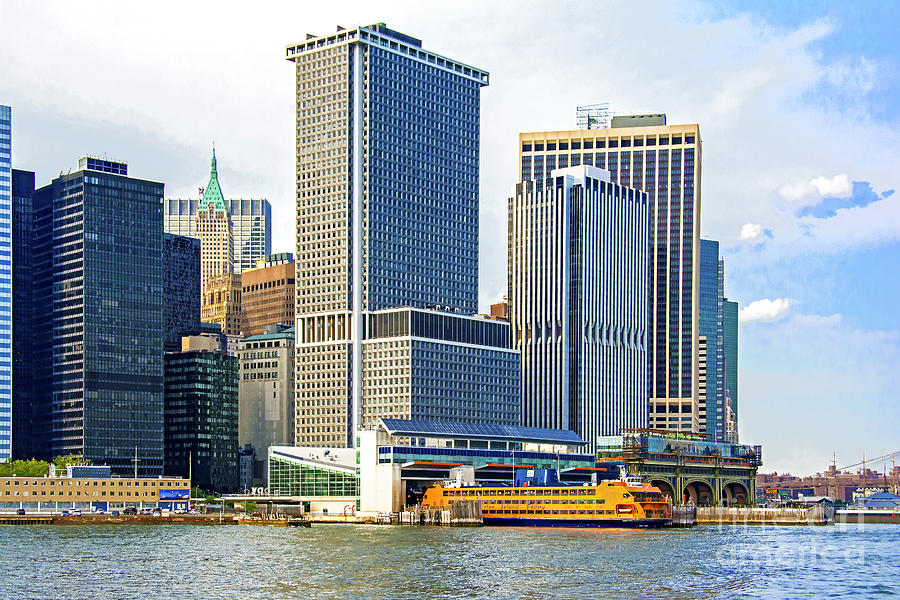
[1,0,898,476]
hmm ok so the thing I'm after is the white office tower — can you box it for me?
[508,165,649,450]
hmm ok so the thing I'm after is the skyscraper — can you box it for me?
[195,150,233,292]
[11,168,34,459]
[164,233,201,353]
[697,239,724,440]
[32,158,165,475]
[287,24,492,447]
[164,151,271,277]
[201,273,242,337]
[0,106,11,462]
[508,165,649,447]
[164,350,239,492]
[519,115,702,431]
[723,298,739,442]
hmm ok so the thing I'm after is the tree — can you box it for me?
[52,453,91,471]
[0,458,50,477]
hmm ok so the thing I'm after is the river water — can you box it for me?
[1,523,897,599]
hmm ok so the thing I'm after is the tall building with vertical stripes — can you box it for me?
[519,115,702,432]
[508,165,648,449]
[287,24,495,447]
[0,105,12,461]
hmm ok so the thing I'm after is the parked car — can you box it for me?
[122,507,137,516]
[140,508,153,515]
[95,509,108,515]
[70,509,81,516]
[61,510,70,516]
[16,508,25,515]
[111,510,120,516]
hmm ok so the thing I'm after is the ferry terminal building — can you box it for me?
[225,419,760,514]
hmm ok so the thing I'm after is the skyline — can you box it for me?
[1,0,897,475]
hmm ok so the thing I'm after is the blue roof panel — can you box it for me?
[378,418,587,446]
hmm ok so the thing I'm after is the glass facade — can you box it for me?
[360,308,520,430]
[0,106,11,461]
[32,163,165,475]
[699,240,724,440]
[268,453,358,497]
[164,233,201,352]
[723,298,739,430]
[518,126,700,413]
[164,351,239,492]
[11,169,34,459]
[509,167,649,450]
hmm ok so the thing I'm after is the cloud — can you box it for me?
[739,223,762,241]
[810,174,852,198]
[739,298,792,323]
[777,173,851,207]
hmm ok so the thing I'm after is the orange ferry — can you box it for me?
[421,468,670,528]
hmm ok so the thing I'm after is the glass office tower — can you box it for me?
[698,239,724,440]
[0,106,11,461]
[287,24,490,446]
[11,169,35,459]
[508,166,649,449]
[164,233,201,352]
[519,116,702,431]
[723,298,739,442]
[32,158,165,475]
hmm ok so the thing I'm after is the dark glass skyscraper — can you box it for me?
[0,106,11,461]
[11,168,34,459]
[32,158,165,475]
[288,24,490,446]
[164,350,239,492]
[164,233,201,352]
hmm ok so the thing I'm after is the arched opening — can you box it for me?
[650,479,675,503]
[723,482,749,506]
[683,480,714,506]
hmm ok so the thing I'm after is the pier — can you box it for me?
[696,505,830,525]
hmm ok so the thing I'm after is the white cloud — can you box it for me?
[777,181,819,205]
[739,298,792,323]
[809,173,852,198]
[739,222,763,241]
[776,173,852,207]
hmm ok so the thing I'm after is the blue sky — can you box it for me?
[1,0,897,475]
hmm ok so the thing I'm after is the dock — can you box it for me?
[400,500,483,526]
[696,505,830,526]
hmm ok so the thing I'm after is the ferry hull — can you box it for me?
[483,517,670,528]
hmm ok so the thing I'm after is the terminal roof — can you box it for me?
[379,419,587,446]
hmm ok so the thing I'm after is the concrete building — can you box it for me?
[241,255,295,336]
[164,350,239,493]
[30,158,164,475]
[295,308,520,447]
[164,152,271,277]
[519,117,702,432]
[11,169,34,460]
[288,24,491,447]
[164,233,201,352]
[508,165,649,450]
[201,273,242,337]
[238,326,295,486]
[0,466,190,512]
[0,106,10,462]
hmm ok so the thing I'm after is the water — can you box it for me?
[1,523,898,599]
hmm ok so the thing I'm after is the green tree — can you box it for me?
[52,453,91,471]
[0,458,50,477]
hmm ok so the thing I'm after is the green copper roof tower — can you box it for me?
[200,147,226,211]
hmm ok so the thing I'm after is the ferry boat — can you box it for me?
[420,467,670,528]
